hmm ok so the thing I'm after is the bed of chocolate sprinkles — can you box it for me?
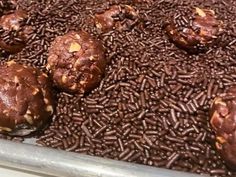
[1,0,236,176]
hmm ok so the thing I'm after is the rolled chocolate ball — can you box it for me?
[0,9,32,54]
[0,61,54,136]
[94,5,139,32]
[47,31,106,94]
[210,87,236,170]
[164,7,224,53]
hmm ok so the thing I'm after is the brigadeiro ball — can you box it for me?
[0,61,54,136]
[47,31,106,94]
[164,7,224,53]
[94,5,139,32]
[0,9,32,54]
[210,86,236,170]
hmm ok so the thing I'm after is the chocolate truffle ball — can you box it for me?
[0,61,54,136]
[210,87,236,170]
[164,7,224,53]
[47,31,106,94]
[94,5,139,32]
[0,9,32,54]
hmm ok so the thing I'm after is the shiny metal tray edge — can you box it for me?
[0,139,207,177]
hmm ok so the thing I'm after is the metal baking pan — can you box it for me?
[0,139,207,177]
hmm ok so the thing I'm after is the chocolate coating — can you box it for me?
[210,87,236,170]
[0,9,31,54]
[47,31,106,94]
[0,61,54,136]
[94,5,139,32]
[164,7,223,53]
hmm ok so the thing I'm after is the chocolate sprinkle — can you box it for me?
[0,0,236,176]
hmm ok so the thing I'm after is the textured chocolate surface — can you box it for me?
[47,31,106,94]
[164,7,224,53]
[0,61,54,136]
[94,5,139,32]
[0,9,31,54]
[0,9,27,30]
[0,0,236,176]
[0,0,16,16]
[210,87,236,170]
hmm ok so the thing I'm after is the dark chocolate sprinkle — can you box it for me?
[2,0,235,176]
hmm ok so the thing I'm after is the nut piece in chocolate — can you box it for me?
[47,31,106,94]
[0,9,32,54]
[0,61,54,136]
[210,87,236,170]
[164,7,224,53]
[94,5,139,32]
